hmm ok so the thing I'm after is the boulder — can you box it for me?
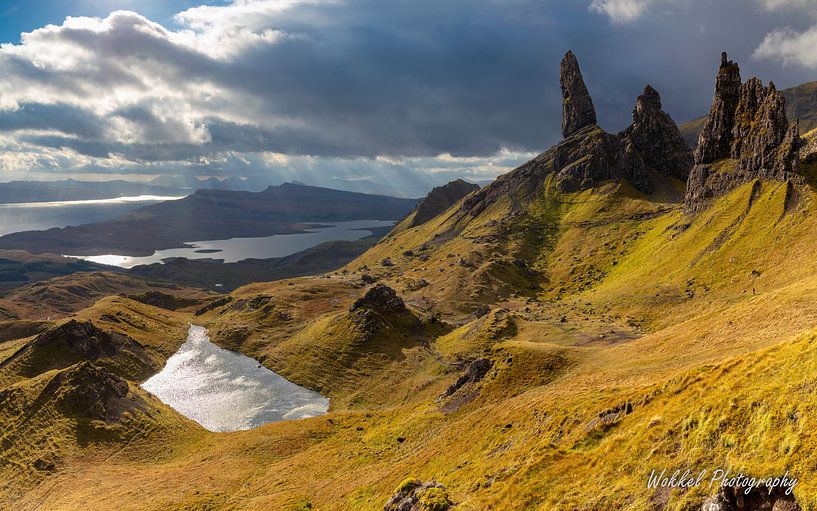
[384,479,453,511]
[701,483,799,511]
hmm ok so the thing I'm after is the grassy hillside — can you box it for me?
[0,271,213,321]
[6,162,817,509]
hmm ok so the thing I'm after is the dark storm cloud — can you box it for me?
[0,103,107,138]
[1,0,817,184]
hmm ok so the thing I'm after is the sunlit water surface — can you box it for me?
[69,219,396,268]
[0,195,185,236]
[142,325,329,432]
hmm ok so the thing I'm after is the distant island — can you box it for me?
[0,183,419,256]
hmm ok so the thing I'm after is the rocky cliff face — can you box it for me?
[685,53,802,212]
[561,50,598,138]
[695,53,742,164]
[623,85,694,180]
[410,179,480,227]
[731,78,800,178]
[802,128,817,163]
[460,51,692,216]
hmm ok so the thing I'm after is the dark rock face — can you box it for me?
[561,50,598,138]
[30,320,121,361]
[384,479,453,511]
[461,124,651,216]
[47,362,131,421]
[350,285,406,314]
[731,79,800,178]
[0,319,156,382]
[458,52,691,216]
[410,179,480,227]
[622,85,694,180]
[442,358,492,398]
[802,130,817,163]
[702,484,800,511]
[685,53,802,212]
[695,53,742,164]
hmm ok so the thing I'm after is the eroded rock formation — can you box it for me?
[48,362,131,421]
[695,52,742,164]
[350,285,406,314]
[623,85,694,180]
[685,53,802,212]
[561,50,597,138]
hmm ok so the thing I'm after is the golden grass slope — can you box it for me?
[9,170,817,509]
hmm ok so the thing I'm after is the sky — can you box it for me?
[1,0,817,197]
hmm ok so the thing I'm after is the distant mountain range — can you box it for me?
[0,183,419,256]
[0,175,483,204]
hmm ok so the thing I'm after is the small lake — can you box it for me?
[0,195,185,236]
[71,219,395,268]
[142,325,328,432]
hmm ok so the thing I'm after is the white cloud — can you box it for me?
[756,0,817,11]
[589,0,654,23]
[753,25,817,68]
[751,0,817,68]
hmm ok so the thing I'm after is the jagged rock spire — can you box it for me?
[622,85,694,180]
[560,50,597,138]
[730,77,798,177]
[684,53,802,213]
[695,52,742,164]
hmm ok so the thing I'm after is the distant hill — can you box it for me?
[149,174,267,191]
[680,80,817,148]
[0,183,418,256]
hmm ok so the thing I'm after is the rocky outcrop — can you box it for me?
[701,483,799,511]
[441,358,492,398]
[410,180,480,227]
[802,129,817,163]
[561,50,598,138]
[695,53,742,164]
[622,85,694,180]
[384,479,453,511]
[351,285,407,314]
[0,319,155,382]
[685,53,802,212]
[30,320,121,360]
[731,79,799,178]
[47,362,132,421]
